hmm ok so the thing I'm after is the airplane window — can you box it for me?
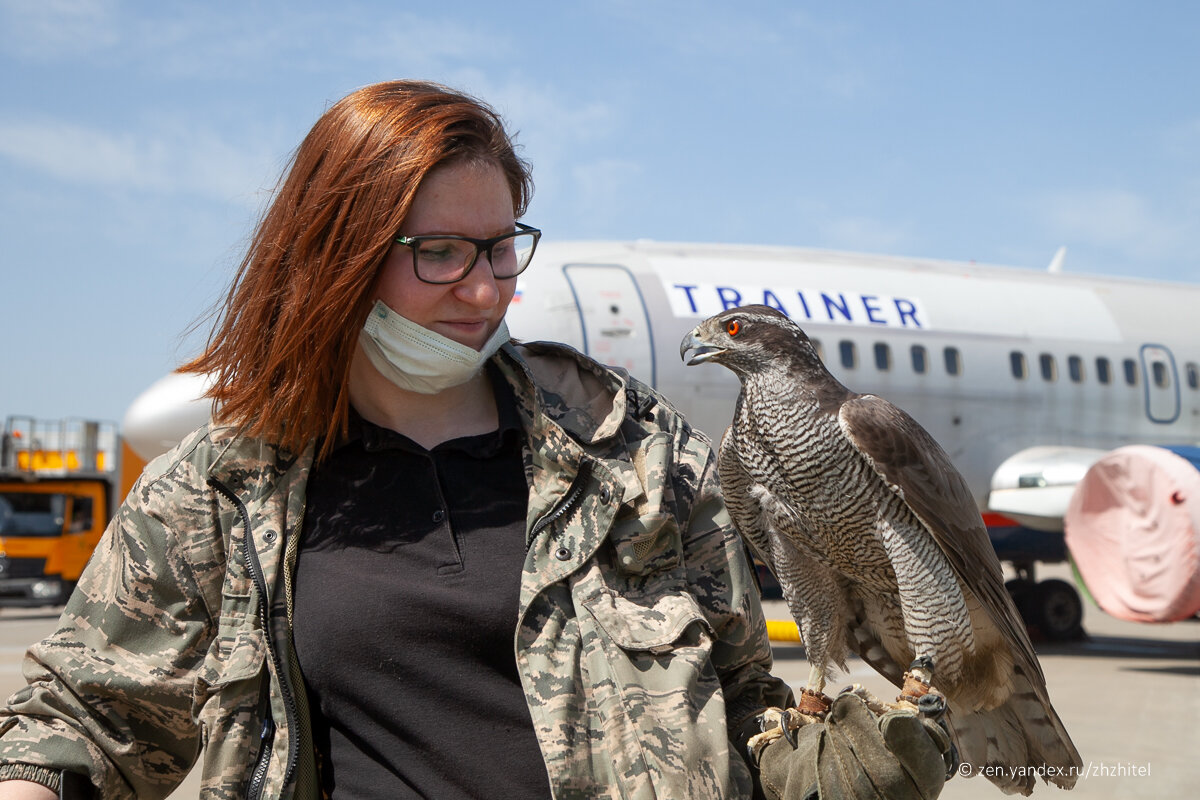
[839,340,857,369]
[911,345,927,374]
[944,347,962,376]
[1010,351,1028,380]
[1068,355,1084,383]
[874,343,891,371]
[1188,363,1200,390]
[1096,357,1112,385]
[1152,362,1170,389]
[1039,354,1057,382]
[1123,359,1138,386]
[811,338,824,362]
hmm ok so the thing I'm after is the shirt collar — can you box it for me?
[340,362,522,457]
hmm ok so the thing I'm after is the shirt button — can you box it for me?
[555,547,572,561]
[599,486,612,504]
[432,509,446,524]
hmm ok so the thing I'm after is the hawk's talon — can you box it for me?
[917,692,947,721]
[779,717,798,748]
[746,706,819,763]
[910,655,935,672]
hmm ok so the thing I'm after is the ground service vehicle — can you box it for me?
[0,416,118,606]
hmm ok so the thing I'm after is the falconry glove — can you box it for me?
[753,690,953,800]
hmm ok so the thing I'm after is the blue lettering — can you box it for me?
[673,284,701,314]
[861,295,887,325]
[761,289,789,316]
[895,298,922,328]
[717,286,743,310]
[795,291,812,319]
[822,292,853,322]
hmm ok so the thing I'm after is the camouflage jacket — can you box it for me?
[0,341,790,799]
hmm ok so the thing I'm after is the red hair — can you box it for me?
[181,81,533,457]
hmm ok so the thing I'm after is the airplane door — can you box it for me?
[563,264,656,386]
[1140,344,1180,424]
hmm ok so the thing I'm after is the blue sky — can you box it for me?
[2,0,1198,424]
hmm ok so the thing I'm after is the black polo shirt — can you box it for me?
[292,371,550,799]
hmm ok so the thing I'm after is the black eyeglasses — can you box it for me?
[394,222,541,285]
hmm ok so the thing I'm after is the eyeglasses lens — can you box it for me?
[414,231,537,283]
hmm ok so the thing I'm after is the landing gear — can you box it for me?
[1005,567,1085,641]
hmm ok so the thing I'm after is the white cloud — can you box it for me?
[817,215,915,255]
[566,158,643,224]
[1037,188,1191,263]
[0,0,120,59]
[0,116,278,204]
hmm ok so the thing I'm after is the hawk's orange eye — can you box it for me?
[726,320,741,336]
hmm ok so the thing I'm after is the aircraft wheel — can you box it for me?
[1003,575,1041,618]
[1004,577,1035,609]
[1026,578,1085,641]
[1005,578,1039,635]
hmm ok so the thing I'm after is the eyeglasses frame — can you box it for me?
[394,222,541,285]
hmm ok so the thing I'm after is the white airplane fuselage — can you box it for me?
[504,241,1200,530]
[121,240,1200,628]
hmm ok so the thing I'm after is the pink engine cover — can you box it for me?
[1065,445,1200,623]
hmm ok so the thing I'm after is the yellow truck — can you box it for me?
[0,416,118,606]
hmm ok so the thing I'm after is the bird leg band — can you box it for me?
[899,656,936,705]
[899,670,933,705]
[797,688,833,718]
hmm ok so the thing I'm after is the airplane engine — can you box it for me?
[1065,445,1200,623]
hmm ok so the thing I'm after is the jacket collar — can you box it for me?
[204,424,310,501]
[495,340,629,446]
[201,340,629,495]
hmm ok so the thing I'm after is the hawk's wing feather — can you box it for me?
[837,393,1045,680]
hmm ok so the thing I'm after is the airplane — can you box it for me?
[120,239,1200,638]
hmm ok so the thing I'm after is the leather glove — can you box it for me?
[753,689,954,800]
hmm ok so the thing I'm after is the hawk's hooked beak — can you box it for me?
[680,328,725,366]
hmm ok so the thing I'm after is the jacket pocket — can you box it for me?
[582,585,711,654]
[580,585,730,798]
[211,624,268,685]
[193,561,270,792]
[192,619,270,795]
[193,617,267,722]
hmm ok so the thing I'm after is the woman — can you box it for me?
[0,81,949,799]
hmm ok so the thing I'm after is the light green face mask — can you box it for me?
[358,300,510,394]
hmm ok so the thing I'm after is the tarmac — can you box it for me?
[0,563,1194,799]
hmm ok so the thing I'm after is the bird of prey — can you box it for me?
[681,305,1081,795]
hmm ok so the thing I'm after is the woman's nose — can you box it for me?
[454,254,502,306]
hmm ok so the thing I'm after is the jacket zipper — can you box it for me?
[209,478,301,799]
[528,461,592,548]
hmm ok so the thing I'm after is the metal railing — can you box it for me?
[1,416,119,477]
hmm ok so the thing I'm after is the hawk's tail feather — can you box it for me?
[950,669,1082,794]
